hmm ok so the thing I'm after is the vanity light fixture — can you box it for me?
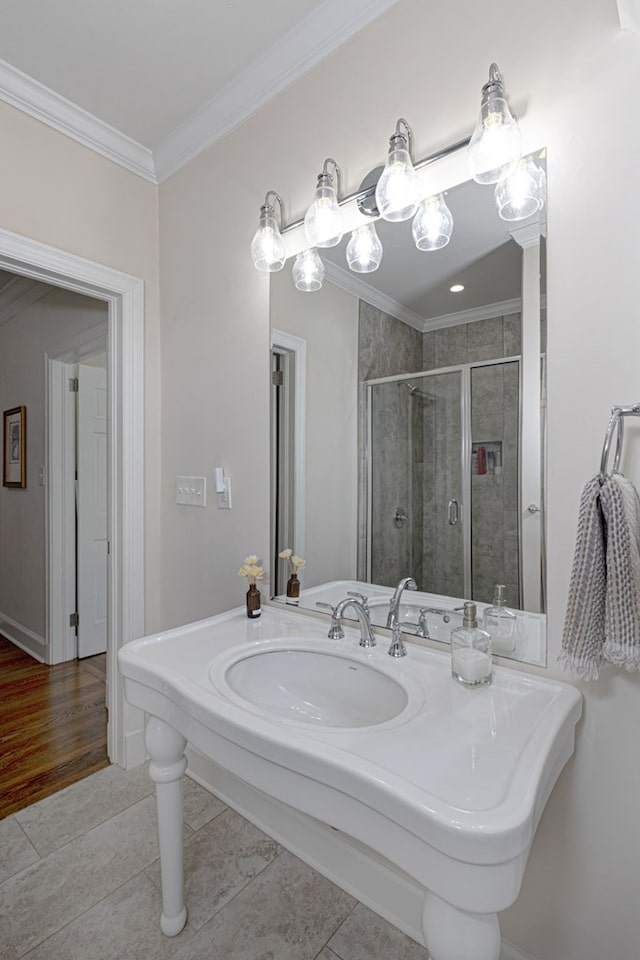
[412,193,454,251]
[468,63,522,185]
[450,284,465,293]
[375,118,420,222]
[304,158,343,248]
[495,155,546,221]
[250,191,285,272]
[346,223,383,273]
[293,248,325,292]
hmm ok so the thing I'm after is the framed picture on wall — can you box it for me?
[3,406,26,488]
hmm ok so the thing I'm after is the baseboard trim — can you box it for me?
[123,726,146,769]
[0,612,46,662]
[186,749,536,960]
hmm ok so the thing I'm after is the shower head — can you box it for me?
[399,380,420,396]
[399,380,433,400]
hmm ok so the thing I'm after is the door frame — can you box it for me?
[0,227,145,769]
[270,329,306,590]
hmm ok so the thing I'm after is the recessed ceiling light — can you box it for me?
[450,284,465,293]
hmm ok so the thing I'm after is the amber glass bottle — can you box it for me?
[246,582,261,618]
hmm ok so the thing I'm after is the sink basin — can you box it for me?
[225,648,408,727]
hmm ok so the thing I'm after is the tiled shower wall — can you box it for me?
[360,303,534,607]
[358,301,423,585]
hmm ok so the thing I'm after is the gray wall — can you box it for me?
[358,301,422,583]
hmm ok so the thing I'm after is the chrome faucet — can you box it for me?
[386,576,418,629]
[333,597,376,648]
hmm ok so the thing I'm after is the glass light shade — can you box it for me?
[293,249,324,292]
[495,156,546,221]
[251,209,285,271]
[375,138,420,222]
[304,176,343,248]
[412,194,454,251]
[468,97,522,185]
[346,224,383,273]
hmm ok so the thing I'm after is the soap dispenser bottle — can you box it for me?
[451,601,492,686]
[483,584,516,654]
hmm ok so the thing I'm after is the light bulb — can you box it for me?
[346,223,383,273]
[293,249,324,292]
[468,64,522,184]
[251,192,285,272]
[375,120,420,222]
[412,194,454,251]
[495,155,546,221]
[304,160,342,248]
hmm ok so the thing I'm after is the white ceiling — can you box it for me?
[0,0,399,182]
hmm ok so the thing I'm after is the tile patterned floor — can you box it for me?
[0,764,430,960]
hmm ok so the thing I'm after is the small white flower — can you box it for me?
[245,554,259,565]
[292,555,306,571]
[279,548,292,560]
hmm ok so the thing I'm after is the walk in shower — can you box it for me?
[365,357,522,609]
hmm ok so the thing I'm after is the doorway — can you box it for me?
[270,330,306,597]
[0,226,145,770]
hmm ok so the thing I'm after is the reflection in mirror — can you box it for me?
[270,150,546,666]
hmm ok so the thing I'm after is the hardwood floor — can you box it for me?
[0,635,108,818]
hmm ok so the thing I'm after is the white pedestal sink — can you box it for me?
[119,605,581,960]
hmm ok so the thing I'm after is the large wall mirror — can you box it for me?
[270,150,546,666]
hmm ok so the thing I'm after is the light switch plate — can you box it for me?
[216,476,232,509]
[176,476,206,506]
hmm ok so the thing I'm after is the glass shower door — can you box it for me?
[368,370,464,596]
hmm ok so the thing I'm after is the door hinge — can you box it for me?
[69,612,79,628]
[68,377,79,392]
[272,370,284,387]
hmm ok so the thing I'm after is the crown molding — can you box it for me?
[0,59,157,183]
[0,1,398,184]
[423,298,523,332]
[153,0,400,182]
[0,275,53,326]
[508,217,545,249]
[324,259,425,331]
[324,260,545,334]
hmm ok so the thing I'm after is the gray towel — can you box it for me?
[560,473,640,679]
[601,474,640,670]
[559,477,606,679]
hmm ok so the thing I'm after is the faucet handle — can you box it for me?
[388,623,408,658]
[403,614,429,639]
[347,591,369,614]
[315,602,345,640]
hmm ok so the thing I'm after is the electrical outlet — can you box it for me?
[176,476,206,506]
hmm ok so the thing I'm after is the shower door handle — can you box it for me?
[447,499,459,525]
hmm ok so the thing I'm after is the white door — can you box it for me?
[77,363,108,657]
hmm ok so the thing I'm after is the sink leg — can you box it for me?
[422,891,500,960]
[145,716,188,936]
